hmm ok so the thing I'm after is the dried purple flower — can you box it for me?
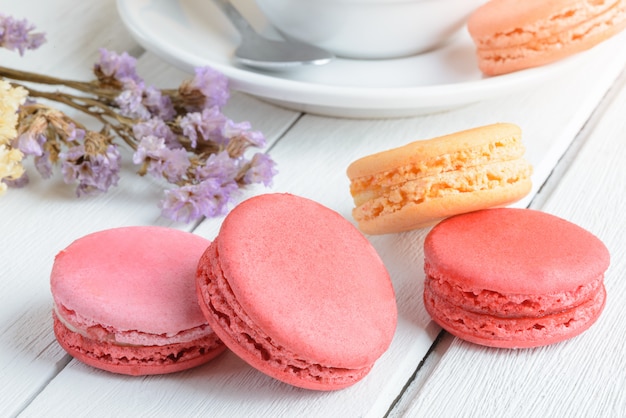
[115,79,151,120]
[13,111,47,156]
[179,106,227,148]
[143,85,176,121]
[243,153,277,186]
[15,131,46,156]
[0,14,46,55]
[60,136,121,197]
[133,135,166,165]
[133,135,190,183]
[159,178,238,223]
[34,152,53,179]
[2,35,277,222]
[194,150,240,182]
[222,119,266,149]
[2,171,29,188]
[94,48,141,87]
[133,118,180,148]
[179,67,230,111]
[115,79,177,121]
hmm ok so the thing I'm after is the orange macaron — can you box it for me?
[468,0,626,75]
[346,123,532,235]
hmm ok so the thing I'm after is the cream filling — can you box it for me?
[53,303,214,347]
[352,159,532,221]
[424,271,605,318]
[350,136,525,196]
[424,282,605,342]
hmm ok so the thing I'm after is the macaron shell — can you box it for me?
[51,226,210,337]
[347,123,525,179]
[197,193,398,389]
[216,194,396,367]
[198,243,374,390]
[424,208,610,294]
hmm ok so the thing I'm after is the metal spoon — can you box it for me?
[212,0,334,70]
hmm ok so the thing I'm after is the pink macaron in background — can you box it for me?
[422,208,610,349]
[196,193,398,390]
[51,226,226,375]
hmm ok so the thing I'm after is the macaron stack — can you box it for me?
[347,123,610,348]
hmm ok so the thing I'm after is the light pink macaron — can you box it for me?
[196,193,398,390]
[51,226,226,375]
[423,208,610,348]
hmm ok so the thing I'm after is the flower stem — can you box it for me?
[0,65,117,98]
[18,83,137,150]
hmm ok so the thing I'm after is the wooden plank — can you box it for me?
[17,33,626,418]
[389,68,626,418]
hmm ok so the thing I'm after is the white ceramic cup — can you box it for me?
[255,0,487,60]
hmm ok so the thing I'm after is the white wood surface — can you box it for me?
[2,0,626,417]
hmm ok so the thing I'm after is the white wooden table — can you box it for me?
[2,0,625,416]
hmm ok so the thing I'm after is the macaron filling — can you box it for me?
[53,303,217,347]
[350,135,526,195]
[353,159,531,222]
[424,264,605,317]
[197,242,372,387]
[350,136,531,223]
[53,303,224,372]
[424,280,606,345]
[53,315,223,368]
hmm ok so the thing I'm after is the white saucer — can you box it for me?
[117,0,578,118]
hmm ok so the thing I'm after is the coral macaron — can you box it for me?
[468,0,626,75]
[51,226,226,375]
[347,123,532,235]
[423,208,610,348]
[196,193,397,390]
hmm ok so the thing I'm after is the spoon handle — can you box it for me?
[212,0,258,38]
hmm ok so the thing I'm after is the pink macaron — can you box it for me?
[423,208,610,348]
[51,226,226,375]
[196,193,398,390]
